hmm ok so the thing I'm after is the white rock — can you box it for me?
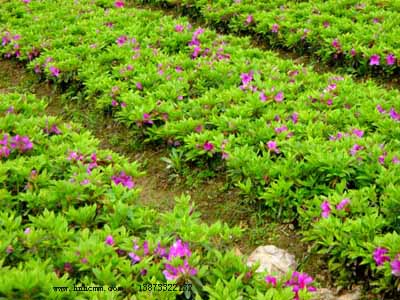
[246,245,297,277]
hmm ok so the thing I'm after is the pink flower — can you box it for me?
[128,252,141,264]
[22,0,31,3]
[175,25,184,32]
[275,125,288,134]
[274,91,284,102]
[240,71,253,89]
[142,113,153,125]
[370,54,380,66]
[336,198,350,210]
[271,24,279,33]
[203,141,214,152]
[265,275,277,287]
[376,104,386,114]
[136,82,143,91]
[259,91,267,102]
[350,48,356,57]
[267,140,279,153]
[350,144,363,156]
[105,235,115,246]
[116,35,128,46]
[112,172,135,189]
[245,15,254,25]
[163,260,197,280]
[49,66,60,77]
[332,39,341,49]
[24,228,31,234]
[352,128,364,138]
[321,200,331,218]
[291,112,299,124]
[10,135,33,152]
[392,156,400,164]
[114,0,124,8]
[168,240,192,260]
[389,108,400,121]
[391,255,400,277]
[386,54,396,66]
[373,247,390,266]
[285,272,316,300]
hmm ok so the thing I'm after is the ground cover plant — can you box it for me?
[1,0,400,297]
[0,92,316,299]
[133,0,400,78]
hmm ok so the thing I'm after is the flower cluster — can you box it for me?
[321,198,350,218]
[1,134,33,159]
[285,272,316,300]
[373,247,400,277]
[103,237,197,281]
[111,171,135,189]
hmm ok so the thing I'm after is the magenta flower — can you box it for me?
[275,125,288,134]
[386,54,396,66]
[267,140,279,153]
[22,0,31,3]
[376,104,386,114]
[389,108,400,121]
[350,144,363,156]
[163,260,197,280]
[373,247,390,266]
[49,66,60,77]
[265,275,277,287]
[259,91,267,102]
[332,39,341,49]
[352,128,364,138]
[336,198,350,210]
[154,242,167,258]
[274,91,284,102]
[321,200,331,218]
[143,241,149,256]
[136,82,143,91]
[323,21,330,28]
[378,154,386,165]
[105,235,115,246]
[128,252,141,264]
[112,172,135,189]
[245,15,254,25]
[392,156,400,164]
[116,35,128,46]
[167,240,191,260]
[10,135,33,152]
[114,0,124,8]
[175,25,184,32]
[80,179,90,185]
[67,151,84,161]
[350,48,356,57]
[285,272,316,300]
[391,255,400,277]
[290,112,299,124]
[203,141,214,152]
[0,145,10,159]
[271,24,279,33]
[240,71,253,89]
[370,54,380,66]
[143,113,154,125]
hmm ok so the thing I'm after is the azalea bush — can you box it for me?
[0,0,399,296]
[133,0,400,78]
[0,92,319,299]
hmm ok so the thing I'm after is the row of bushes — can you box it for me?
[0,0,399,296]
